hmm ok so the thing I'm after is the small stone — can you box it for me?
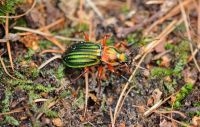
[52,118,63,127]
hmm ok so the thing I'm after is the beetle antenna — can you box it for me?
[38,55,62,70]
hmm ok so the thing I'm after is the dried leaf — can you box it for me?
[20,34,39,50]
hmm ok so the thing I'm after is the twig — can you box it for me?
[14,26,83,42]
[143,100,162,117]
[5,13,14,71]
[0,107,24,116]
[0,56,16,79]
[198,0,200,49]
[40,49,64,55]
[0,0,36,19]
[179,0,200,72]
[85,0,103,20]
[110,108,114,127]
[38,55,62,70]
[84,69,89,118]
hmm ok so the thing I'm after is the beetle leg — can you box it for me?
[114,41,128,52]
[107,64,115,73]
[101,34,110,46]
[83,32,90,41]
[97,65,104,95]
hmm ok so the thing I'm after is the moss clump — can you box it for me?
[0,0,23,22]
[121,5,130,14]
[151,67,173,78]
[173,83,193,109]
[72,90,85,109]
[56,63,65,80]
[0,88,19,126]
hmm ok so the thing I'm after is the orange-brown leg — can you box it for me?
[107,64,115,73]
[96,66,104,95]
[83,32,90,41]
[114,41,128,52]
[101,34,110,46]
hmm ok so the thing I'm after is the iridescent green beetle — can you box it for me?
[63,38,128,68]
[38,34,128,77]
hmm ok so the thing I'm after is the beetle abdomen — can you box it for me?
[63,42,102,68]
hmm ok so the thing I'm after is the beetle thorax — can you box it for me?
[101,47,121,66]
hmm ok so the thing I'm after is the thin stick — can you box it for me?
[0,56,16,79]
[86,0,103,20]
[179,0,200,72]
[38,55,62,70]
[5,13,14,71]
[40,49,64,55]
[0,0,36,19]
[84,68,89,118]
[110,108,114,127]
[14,26,83,42]
[198,0,200,49]
[0,107,24,116]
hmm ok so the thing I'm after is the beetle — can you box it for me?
[38,34,128,79]
[62,35,128,69]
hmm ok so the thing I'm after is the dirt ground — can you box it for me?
[0,0,200,127]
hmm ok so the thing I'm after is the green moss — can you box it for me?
[121,5,130,14]
[0,88,20,126]
[44,109,58,118]
[0,0,24,22]
[39,40,54,50]
[56,64,65,80]
[173,83,194,109]
[165,43,175,50]
[126,33,140,45]
[24,49,35,61]
[106,36,115,46]
[72,90,85,109]
[60,90,71,98]
[1,88,11,113]
[194,102,200,107]
[2,116,19,126]
[77,23,89,31]
[151,67,173,78]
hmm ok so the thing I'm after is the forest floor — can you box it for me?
[0,0,200,126]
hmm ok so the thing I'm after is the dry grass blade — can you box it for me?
[0,56,16,79]
[85,0,103,20]
[178,0,200,72]
[143,100,162,117]
[5,13,14,71]
[14,26,83,42]
[84,70,89,118]
[198,0,200,49]
[0,107,24,116]
[38,55,62,70]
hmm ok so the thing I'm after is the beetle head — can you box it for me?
[101,47,128,66]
